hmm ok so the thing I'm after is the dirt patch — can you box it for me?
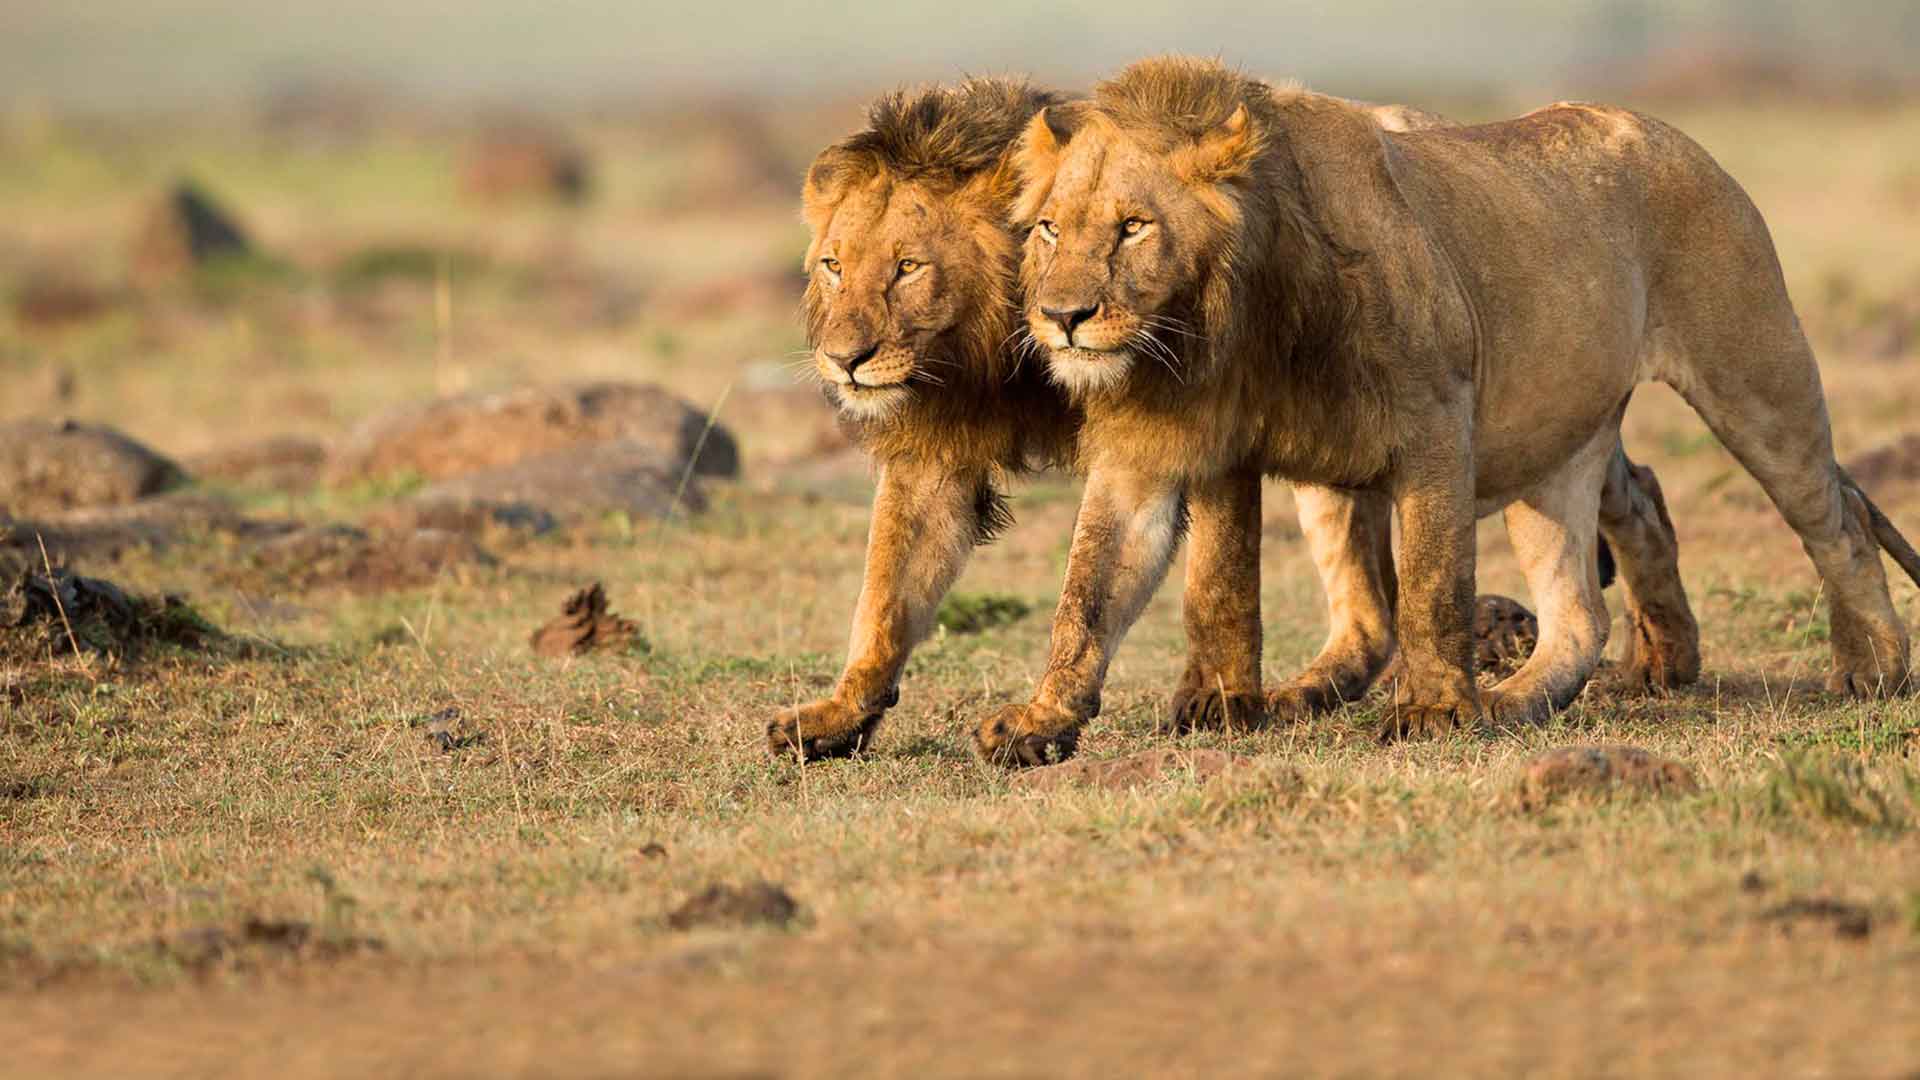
[666,882,801,931]
[12,278,115,332]
[1475,594,1539,678]
[0,420,187,515]
[1516,746,1701,811]
[1013,748,1258,793]
[239,525,493,593]
[185,435,329,494]
[531,583,644,658]
[1,561,246,663]
[326,382,737,490]
[1844,433,1920,494]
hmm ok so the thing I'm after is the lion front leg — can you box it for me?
[1164,466,1270,734]
[1379,438,1482,742]
[975,467,1186,767]
[770,459,993,762]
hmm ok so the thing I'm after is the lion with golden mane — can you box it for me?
[975,56,1920,763]
[774,78,1532,761]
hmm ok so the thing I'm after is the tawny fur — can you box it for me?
[983,55,1919,760]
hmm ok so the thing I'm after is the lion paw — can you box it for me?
[1482,687,1551,729]
[1378,679,1481,742]
[768,699,884,762]
[973,702,1081,768]
[1161,687,1270,734]
[1618,610,1701,692]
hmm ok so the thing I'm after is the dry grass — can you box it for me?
[3,95,1920,1076]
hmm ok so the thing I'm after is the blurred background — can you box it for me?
[2,0,1918,558]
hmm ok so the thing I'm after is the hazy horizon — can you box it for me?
[7,0,1918,112]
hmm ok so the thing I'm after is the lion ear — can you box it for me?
[1176,103,1262,185]
[1009,107,1070,226]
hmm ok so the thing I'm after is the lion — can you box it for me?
[771,78,1509,761]
[975,56,1919,764]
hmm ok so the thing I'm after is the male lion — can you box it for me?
[976,56,1920,763]
[771,78,1486,761]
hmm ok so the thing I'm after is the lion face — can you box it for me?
[802,163,1013,423]
[1016,105,1259,397]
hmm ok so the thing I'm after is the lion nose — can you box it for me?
[827,343,880,375]
[1041,304,1099,338]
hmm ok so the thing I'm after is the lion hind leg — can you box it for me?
[1598,445,1701,691]
[1672,331,1911,696]
[1486,443,1612,727]
[1267,484,1397,720]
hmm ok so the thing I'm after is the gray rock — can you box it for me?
[0,419,187,514]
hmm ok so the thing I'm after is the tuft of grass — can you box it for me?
[934,591,1031,635]
[1763,753,1913,833]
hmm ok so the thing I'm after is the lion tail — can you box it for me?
[1841,468,1920,590]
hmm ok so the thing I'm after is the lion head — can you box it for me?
[1012,57,1338,401]
[800,79,1058,425]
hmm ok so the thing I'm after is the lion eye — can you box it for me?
[821,257,842,275]
[897,258,920,275]
[1036,220,1059,242]
[1121,217,1150,236]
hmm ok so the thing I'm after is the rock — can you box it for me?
[1516,745,1700,811]
[185,435,329,493]
[4,493,298,564]
[418,440,707,522]
[12,278,113,332]
[1475,594,1539,677]
[243,524,493,593]
[530,582,643,658]
[362,497,557,539]
[130,181,251,285]
[459,130,589,204]
[326,382,737,489]
[1012,748,1257,793]
[666,882,801,931]
[1844,433,1920,494]
[1761,897,1872,941]
[725,381,852,467]
[0,419,187,515]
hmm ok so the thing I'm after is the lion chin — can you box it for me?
[1044,346,1132,396]
[826,381,911,421]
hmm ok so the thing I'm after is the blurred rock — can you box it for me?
[4,493,297,564]
[1516,746,1699,811]
[1012,748,1257,793]
[130,181,251,285]
[242,524,493,593]
[1475,594,1539,677]
[726,381,851,466]
[418,440,706,521]
[363,497,557,539]
[650,269,805,323]
[12,279,113,332]
[1846,434,1920,493]
[667,881,800,931]
[0,419,187,515]
[185,435,329,494]
[328,382,737,488]
[459,130,589,204]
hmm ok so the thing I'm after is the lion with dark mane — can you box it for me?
[773,78,1472,761]
[975,55,1920,764]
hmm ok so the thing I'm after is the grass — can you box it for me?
[3,95,1920,1076]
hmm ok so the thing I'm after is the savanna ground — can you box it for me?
[4,92,1920,1076]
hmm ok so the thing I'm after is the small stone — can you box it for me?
[666,881,800,931]
[1517,745,1700,810]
